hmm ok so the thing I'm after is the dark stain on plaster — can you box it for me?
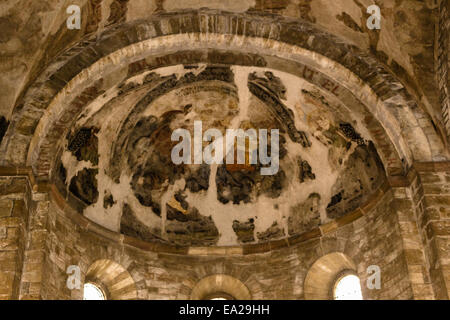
[288,193,321,235]
[339,122,365,146]
[165,206,219,246]
[248,71,311,147]
[216,162,287,205]
[233,218,255,243]
[69,168,99,205]
[257,221,285,241]
[120,203,162,242]
[298,157,315,183]
[67,127,99,165]
[186,164,211,193]
[326,142,385,219]
[107,0,129,26]
[86,0,102,34]
[103,191,116,209]
[58,163,67,184]
[336,12,363,32]
[128,114,186,216]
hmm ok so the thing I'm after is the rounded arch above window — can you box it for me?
[191,274,251,300]
[85,259,138,300]
[304,252,361,300]
[83,282,106,300]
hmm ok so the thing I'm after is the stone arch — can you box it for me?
[304,252,358,300]
[84,259,138,300]
[0,10,445,180]
[190,274,252,300]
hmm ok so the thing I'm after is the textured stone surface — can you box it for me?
[29,184,412,300]
[0,9,444,178]
[415,169,450,299]
[0,177,29,300]
[437,0,450,140]
[0,165,446,300]
[0,0,448,301]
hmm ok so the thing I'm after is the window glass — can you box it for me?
[333,274,363,300]
[83,283,105,300]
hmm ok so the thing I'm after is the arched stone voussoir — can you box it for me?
[190,274,252,300]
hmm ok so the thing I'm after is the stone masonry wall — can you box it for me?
[34,187,414,300]
[0,177,30,300]
[414,165,450,299]
[1,168,447,300]
[18,192,50,300]
[391,181,435,300]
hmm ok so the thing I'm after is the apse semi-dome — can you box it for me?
[55,64,385,247]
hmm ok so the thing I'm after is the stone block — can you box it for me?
[426,195,450,207]
[404,249,425,265]
[423,184,450,195]
[0,200,13,217]
[0,227,6,239]
[420,173,443,184]
[0,217,22,228]
[429,221,450,237]
[0,259,17,272]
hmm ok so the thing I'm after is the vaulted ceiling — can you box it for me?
[0,0,447,247]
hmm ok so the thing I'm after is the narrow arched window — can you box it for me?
[204,292,235,300]
[333,274,363,300]
[83,282,106,300]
